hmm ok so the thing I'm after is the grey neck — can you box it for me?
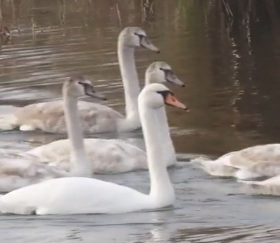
[145,72,158,85]
[63,95,92,177]
[118,42,140,120]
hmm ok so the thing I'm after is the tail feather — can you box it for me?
[0,113,18,130]
[238,180,263,186]
[239,179,280,195]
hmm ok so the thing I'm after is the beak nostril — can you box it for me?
[156,50,161,54]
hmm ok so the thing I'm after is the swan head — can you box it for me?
[63,76,107,100]
[119,27,159,53]
[139,83,188,110]
[145,62,185,87]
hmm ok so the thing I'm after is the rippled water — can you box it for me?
[1,0,280,242]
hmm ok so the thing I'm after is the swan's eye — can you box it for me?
[78,82,93,92]
[156,90,174,97]
[134,33,145,39]
[156,90,176,107]
[78,81,87,87]
[160,68,172,74]
[159,68,174,81]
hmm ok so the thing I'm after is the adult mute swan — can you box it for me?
[0,76,105,192]
[194,144,280,180]
[0,83,188,215]
[0,27,159,133]
[25,62,185,173]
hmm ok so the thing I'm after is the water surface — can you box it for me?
[1,0,280,242]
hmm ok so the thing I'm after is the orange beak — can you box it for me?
[164,93,188,111]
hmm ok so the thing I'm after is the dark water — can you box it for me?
[1,0,280,242]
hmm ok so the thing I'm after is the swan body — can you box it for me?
[0,76,104,192]
[0,83,188,215]
[27,138,148,173]
[11,100,123,133]
[26,62,185,173]
[195,144,280,179]
[0,177,152,215]
[0,157,63,193]
[0,27,159,133]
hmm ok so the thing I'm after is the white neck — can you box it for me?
[139,102,175,207]
[144,75,176,165]
[63,95,92,177]
[118,42,140,124]
[157,107,176,166]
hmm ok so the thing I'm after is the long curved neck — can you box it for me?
[63,95,92,177]
[156,108,176,166]
[139,102,175,206]
[144,74,176,165]
[118,41,140,122]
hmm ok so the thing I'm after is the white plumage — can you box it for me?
[0,83,187,215]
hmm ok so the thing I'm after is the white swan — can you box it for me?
[0,76,105,192]
[0,27,159,133]
[0,83,188,215]
[25,62,185,173]
[194,144,280,180]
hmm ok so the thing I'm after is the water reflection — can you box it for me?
[1,0,280,242]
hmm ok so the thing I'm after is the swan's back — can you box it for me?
[27,138,148,173]
[15,100,124,133]
[227,144,280,168]
[0,177,150,215]
[0,158,62,192]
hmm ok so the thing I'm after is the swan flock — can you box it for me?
[0,26,279,216]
